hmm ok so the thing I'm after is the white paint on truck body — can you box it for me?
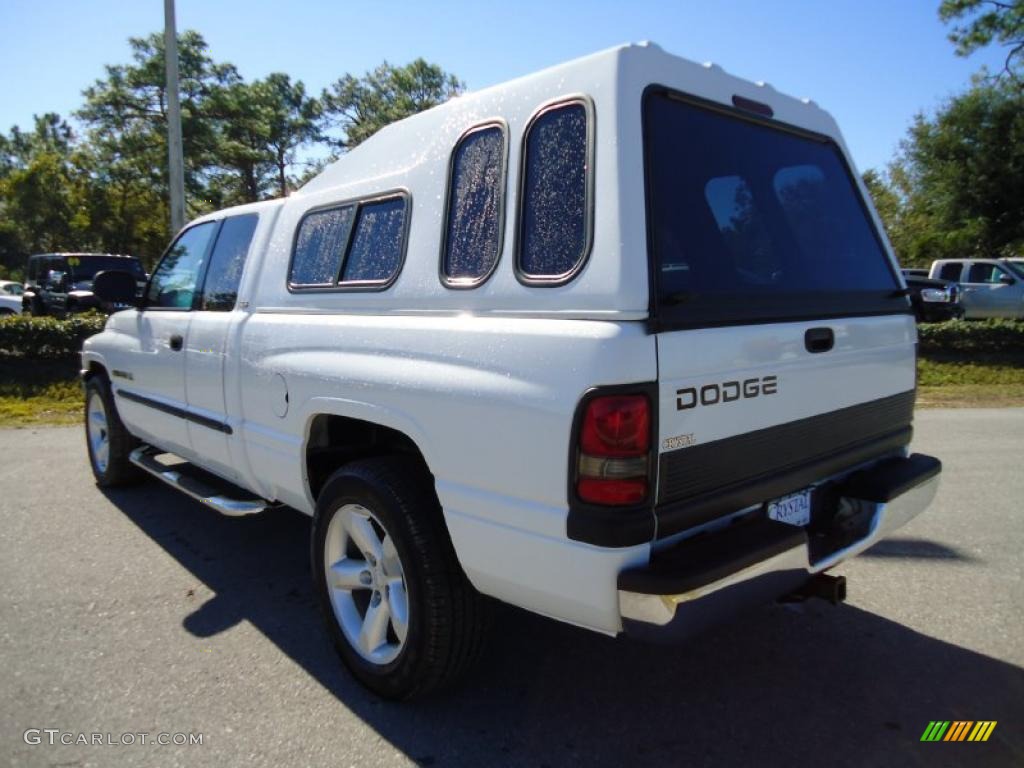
[84,42,921,634]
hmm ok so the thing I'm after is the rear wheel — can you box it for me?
[312,457,487,699]
[84,375,141,487]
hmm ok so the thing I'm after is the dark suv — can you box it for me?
[23,253,147,317]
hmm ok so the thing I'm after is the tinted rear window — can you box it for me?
[645,91,903,328]
[67,256,146,280]
[937,263,962,282]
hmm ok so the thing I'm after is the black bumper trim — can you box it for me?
[620,452,940,597]
[837,453,941,502]
[619,517,806,595]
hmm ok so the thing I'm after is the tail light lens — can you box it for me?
[576,394,651,505]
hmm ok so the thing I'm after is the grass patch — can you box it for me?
[917,354,1024,408]
[0,350,1021,429]
[0,357,83,427]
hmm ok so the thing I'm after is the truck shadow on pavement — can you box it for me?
[100,483,1023,768]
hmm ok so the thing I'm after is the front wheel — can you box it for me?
[312,458,488,699]
[84,375,141,487]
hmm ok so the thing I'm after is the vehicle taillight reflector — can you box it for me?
[576,394,652,506]
[577,477,647,505]
[580,395,650,457]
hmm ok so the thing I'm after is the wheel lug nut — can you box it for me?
[371,591,381,606]
[359,571,372,586]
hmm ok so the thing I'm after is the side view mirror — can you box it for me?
[999,274,1016,286]
[93,270,140,307]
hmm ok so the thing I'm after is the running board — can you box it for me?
[129,446,270,517]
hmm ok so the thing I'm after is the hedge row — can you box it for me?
[917,319,1024,356]
[0,313,1021,360]
[0,313,107,359]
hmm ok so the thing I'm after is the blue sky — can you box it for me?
[0,0,1007,173]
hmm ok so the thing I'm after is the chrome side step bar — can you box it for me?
[129,446,270,517]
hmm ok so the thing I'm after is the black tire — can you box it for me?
[312,457,488,699]
[84,374,142,487]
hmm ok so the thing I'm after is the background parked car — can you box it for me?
[900,269,963,323]
[0,280,24,315]
[23,253,147,317]
[928,258,1024,319]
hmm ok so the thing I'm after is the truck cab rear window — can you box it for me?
[644,90,903,328]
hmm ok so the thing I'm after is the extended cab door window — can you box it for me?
[966,263,1009,284]
[146,223,218,309]
[199,214,259,311]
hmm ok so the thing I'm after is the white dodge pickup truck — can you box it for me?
[82,42,941,699]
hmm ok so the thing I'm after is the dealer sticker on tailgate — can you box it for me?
[766,489,812,527]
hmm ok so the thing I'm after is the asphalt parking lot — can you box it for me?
[2,409,1022,768]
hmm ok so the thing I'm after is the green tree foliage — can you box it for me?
[865,81,1024,265]
[322,59,463,150]
[0,30,458,276]
[939,0,1024,80]
[211,75,321,201]
[0,114,101,272]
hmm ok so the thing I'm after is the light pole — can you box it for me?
[164,0,185,234]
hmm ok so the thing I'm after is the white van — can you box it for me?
[83,43,941,699]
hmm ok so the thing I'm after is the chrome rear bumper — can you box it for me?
[618,454,940,634]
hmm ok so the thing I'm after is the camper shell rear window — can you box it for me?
[643,88,905,331]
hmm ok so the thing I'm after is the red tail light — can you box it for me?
[576,394,651,505]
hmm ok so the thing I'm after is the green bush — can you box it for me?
[917,318,1024,356]
[0,313,107,359]
[1,310,1019,362]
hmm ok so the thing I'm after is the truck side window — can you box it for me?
[966,263,1006,284]
[341,197,407,284]
[291,205,356,287]
[201,214,259,311]
[443,124,506,285]
[518,101,590,281]
[938,263,962,282]
[146,222,218,309]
